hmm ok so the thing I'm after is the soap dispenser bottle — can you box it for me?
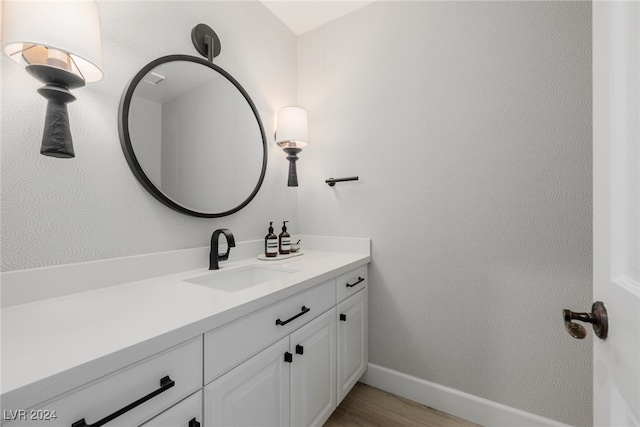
[265,222,278,258]
[279,221,291,255]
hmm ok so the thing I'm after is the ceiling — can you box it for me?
[260,1,375,35]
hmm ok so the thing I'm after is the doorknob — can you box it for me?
[563,301,608,340]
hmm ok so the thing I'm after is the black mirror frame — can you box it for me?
[118,54,268,218]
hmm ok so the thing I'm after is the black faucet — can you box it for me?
[210,229,236,270]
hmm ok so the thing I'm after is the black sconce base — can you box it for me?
[283,147,302,187]
[191,24,221,63]
[26,65,85,159]
[39,85,76,158]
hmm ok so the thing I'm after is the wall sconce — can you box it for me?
[275,106,308,187]
[1,0,103,158]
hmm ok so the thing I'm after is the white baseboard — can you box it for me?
[360,363,572,427]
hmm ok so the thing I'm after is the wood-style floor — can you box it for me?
[324,383,481,427]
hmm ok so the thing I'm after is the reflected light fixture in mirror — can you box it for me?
[1,0,103,158]
[275,106,308,187]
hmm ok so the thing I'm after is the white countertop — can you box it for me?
[1,241,370,412]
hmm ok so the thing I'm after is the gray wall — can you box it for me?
[1,1,593,425]
[0,1,298,271]
[297,2,592,426]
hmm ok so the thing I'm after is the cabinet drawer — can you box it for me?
[336,266,367,302]
[4,337,202,427]
[204,280,335,384]
[140,390,202,427]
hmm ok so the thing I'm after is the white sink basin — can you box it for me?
[184,265,299,292]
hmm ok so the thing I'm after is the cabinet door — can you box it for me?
[337,289,367,404]
[289,308,336,427]
[204,337,290,427]
[140,390,202,427]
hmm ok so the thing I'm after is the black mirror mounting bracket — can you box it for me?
[191,23,221,63]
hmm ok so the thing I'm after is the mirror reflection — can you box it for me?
[120,55,266,217]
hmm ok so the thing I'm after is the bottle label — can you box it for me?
[281,237,291,251]
[266,239,278,254]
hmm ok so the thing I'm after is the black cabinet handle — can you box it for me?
[346,277,364,288]
[188,418,201,427]
[71,376,175,427]
[284,352,293,363]
[295,344,304,355]
[340,314,347,321]
[276,306,310,326]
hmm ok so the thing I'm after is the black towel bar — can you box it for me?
[326,176,359,186]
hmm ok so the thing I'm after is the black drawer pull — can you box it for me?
[188,418,201,427]
[276,306,310,326]
[340,314,347,321]
[284,352,293,363]
[71,376,175,427]
[295,344,304,355]
[346,277,365,288]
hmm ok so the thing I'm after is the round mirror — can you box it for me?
[118,55,267,217]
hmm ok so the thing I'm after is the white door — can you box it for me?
[592,1,640,426]
[204,337,290,427]
[289,308,336,427]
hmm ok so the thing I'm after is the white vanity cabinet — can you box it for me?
[204,308,336,427]
[1,248,370,427]
[3,337,202,427]
[203,263,368,427]
[203,279,337,427]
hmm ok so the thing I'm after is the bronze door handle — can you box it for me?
[563,301,608,340]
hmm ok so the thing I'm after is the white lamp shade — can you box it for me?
[2,0,103,82]
[276,106,308,148]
